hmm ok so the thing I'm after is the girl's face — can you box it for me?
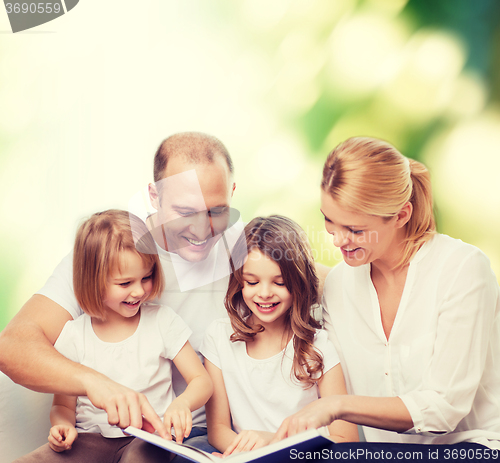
[320,190,406,268]
[103,250,154,320]
[241,249,292,329]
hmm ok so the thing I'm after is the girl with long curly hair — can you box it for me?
[200,215,358,456]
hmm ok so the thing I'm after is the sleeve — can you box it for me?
[399,249,500,436]
[157,306,193,360]
[36,252,83,320]
[199,319,223,369]
[53,318,83,363]
[314,329,340,373]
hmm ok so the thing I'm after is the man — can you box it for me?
[0,132,238,453]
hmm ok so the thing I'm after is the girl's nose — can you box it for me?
[258,283,273,299]
[130,282,145,298]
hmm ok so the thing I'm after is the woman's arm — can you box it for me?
[317,364,358,442]
[397,250,499,435]
[274,394,412,441]
[169,341,213,443]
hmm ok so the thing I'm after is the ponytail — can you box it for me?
[399,159,436,267]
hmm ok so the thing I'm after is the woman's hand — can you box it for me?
[272,397,337,442]
[223,430,273,456]
[48,424,78,452]
[163,397,192,443]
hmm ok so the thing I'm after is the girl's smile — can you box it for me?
[242,250,292,328]
[103,250,154,320]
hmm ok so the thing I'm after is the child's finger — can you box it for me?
[162,415,173,441]
[235,434,254,454]
[65,427,78,447]
[223,434,244,456]
[48,434,66,452]
[48,442,66,453]
[172,414,185,444]
[49,427,63,441]
[184,413,192,438]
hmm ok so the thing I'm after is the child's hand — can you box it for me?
[163,397,192,444]
[223,430,273,456]
[48,424,78,452]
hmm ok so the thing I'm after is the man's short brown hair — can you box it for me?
[153,131,234,182]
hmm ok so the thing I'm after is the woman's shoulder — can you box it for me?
[417,234,499,295]
[421,233,493,270]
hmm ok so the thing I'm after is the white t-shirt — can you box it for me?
[200,318,340,434]
[54,303,191,438]
[37,223,243,427]
[323,233,500,448]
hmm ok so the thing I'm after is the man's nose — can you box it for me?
[187,211,212,238]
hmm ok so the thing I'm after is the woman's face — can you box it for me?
[320,190,406,268]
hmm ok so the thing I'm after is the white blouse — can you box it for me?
[323,233,500,448]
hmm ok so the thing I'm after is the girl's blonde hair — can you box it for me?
[321,137,436,267]
[73,210,164,320]
[226,215,324,388]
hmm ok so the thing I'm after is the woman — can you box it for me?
[274,137,500,448]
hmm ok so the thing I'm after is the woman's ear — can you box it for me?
[395,202,413,228]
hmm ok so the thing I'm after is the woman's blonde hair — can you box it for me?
[321,137,436,267]
[73,210,164,320]
[225,215,324,388]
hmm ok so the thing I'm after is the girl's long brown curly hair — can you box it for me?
[225,215,324,388]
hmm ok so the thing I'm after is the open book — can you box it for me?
[124,426,334,463]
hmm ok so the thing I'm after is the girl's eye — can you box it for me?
[142,275,152,281]
[245,281,258,286]
[275,282,285,286]
[349,228,363,235]
[120,282,131,287]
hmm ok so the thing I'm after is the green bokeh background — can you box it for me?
[1,0,499,330]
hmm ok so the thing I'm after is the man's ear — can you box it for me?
[231,182,236,197]
[148,183,160,210]
[395,202,413,228]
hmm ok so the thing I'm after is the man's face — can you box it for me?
[149,156,235,262]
